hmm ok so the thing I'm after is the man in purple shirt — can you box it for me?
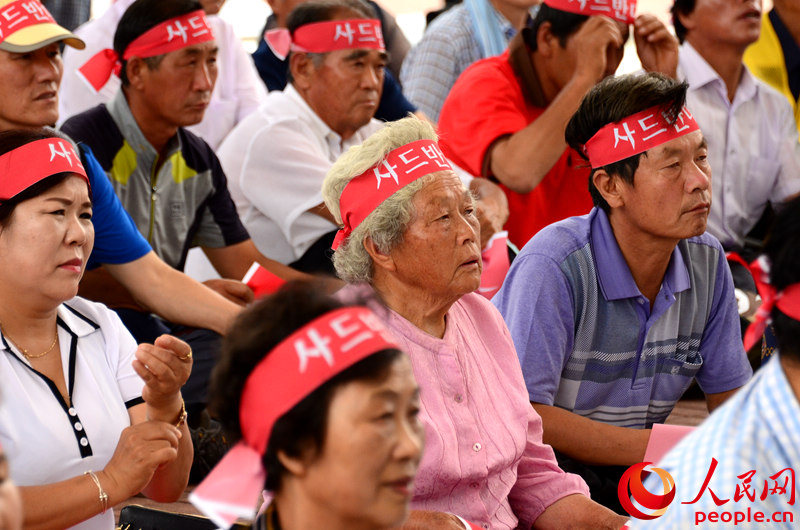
[493,72,752,513]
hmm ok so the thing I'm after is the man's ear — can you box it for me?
[125,57,148,91]
[675,9,696,35]
[276,448,311,478]
[535,21,558,58]
[363,236,396,273]
[289,52,318,92]
[593,169,626,209]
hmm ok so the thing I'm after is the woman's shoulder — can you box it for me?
[59,297,128,334]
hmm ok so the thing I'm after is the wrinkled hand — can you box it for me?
[634,14,679,78]
[571,16,626,84]
[203,278,254,306]
[470,178,509,250]
[393,510,466,529]
[133,335,192,410]
[99,421,181,502]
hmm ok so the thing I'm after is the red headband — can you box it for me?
[0,0,56,44]
[264,18,384,61]
[190,306,400,528]
[543,0,637,24]
[332,139,453,250]
[77,9,214,93]
[727,253,800,351]
[0,138,89,202]
[583,105,699,168]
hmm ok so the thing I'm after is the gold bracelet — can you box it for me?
[84,470,108,513]
[175,398,187,429]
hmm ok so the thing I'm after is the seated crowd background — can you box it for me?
[0,0,798,528]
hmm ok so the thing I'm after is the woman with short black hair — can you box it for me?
[194,281,423,530]
[0,128,192,529]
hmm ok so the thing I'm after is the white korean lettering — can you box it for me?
[166,20,189,43]
[295,329,333,372]
[341,331,374,352]
[330,314,359,337]
[612,0,633,20]
[638,113,668,142]
[1,5,28,29]
[334,22,354,45]
[420,144,450,169]
[589,0,611,12]
[612,122,636,150]
[49,142,74,167]
[374,160,399,189]
[672,108,692,133]
[187,15,210,38]
[398,148,428,173]
[356,22,377,43]
[21,1,50,21]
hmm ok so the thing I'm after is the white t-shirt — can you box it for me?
[58,0,267,150]
[217,85,384,264]
[0,297,142,530]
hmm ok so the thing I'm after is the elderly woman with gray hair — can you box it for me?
[321,117,627,529]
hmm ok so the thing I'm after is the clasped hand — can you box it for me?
[132,334,192,411]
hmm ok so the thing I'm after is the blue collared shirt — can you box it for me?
[630,357,800,527]
[493,208,752,428]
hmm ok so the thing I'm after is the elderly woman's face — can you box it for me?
[0,176,93,305]
[295,354,423,528]
[389,172,482,299]
[0,448,22,530]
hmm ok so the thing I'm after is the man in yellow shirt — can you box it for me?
[744,0,800,131]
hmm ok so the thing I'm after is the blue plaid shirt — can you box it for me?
[631,357,800,527]
[400,3,515,122]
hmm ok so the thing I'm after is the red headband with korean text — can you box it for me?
[0,0,57,44]
[264,18,384,61]
[77,9,214,93]
[543,0,637,24]
[583,105,700,168]
[190,306,400,528]
[332,139,453,250]
[0,138,89,202]
[727,253,800,351]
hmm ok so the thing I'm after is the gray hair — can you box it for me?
[322,117,440,283]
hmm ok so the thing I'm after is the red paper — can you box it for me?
[242,262,285,299]
[477,231,510,299]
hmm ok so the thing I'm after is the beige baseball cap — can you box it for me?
[0,0,85,53]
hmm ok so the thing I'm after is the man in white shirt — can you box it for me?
[217,0,386,273]
[58,0,266,149]
[673,0,800,251]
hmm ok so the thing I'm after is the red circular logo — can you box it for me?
[618,462,676,520]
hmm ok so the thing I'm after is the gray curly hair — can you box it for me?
[322,117,441,283]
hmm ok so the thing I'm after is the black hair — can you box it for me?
[113,0,203,86]
[671,0,695,43]
[209,281,402,492]
[285,0,375,83]
[0,129,89,225]
[525,4,590,51]
[286,0,373,36]
[565,73,689,213]
[763,195,800,361]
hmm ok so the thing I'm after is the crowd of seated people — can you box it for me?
[0,0,798,528]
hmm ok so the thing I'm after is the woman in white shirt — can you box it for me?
[0,129,193,529]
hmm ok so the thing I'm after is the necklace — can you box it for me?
[0,321,58,359]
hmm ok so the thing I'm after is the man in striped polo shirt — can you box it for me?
[493,72,752,513]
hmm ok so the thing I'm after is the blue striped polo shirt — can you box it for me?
[493,208,752,429]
